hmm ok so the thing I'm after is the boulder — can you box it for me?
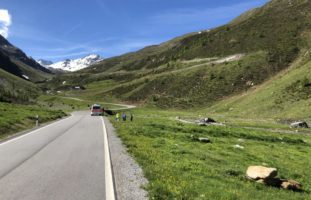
[201,118,216,123]
[290,121,309,128]
[246,166,278,180]
[262,177,283,187]
[281,179,302,191]
[247,166,303,191]
[198,118,217,126]
[256,178,302,191]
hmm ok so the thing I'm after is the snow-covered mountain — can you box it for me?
[37,54,103,72]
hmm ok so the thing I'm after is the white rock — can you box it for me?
[234,144,244,149]
[246,166,277,180]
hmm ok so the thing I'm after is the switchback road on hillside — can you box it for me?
[0,111,114,200]
[61,97,137,110]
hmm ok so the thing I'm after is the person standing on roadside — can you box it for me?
[122,113,127,121]
[130,113,134,122]
[116,113,120,121]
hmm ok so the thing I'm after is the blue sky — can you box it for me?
[0,0,268,62]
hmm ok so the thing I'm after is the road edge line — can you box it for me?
[0,114,73,147]
[101,117,116,200]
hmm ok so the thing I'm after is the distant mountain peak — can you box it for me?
[38,54,103,72]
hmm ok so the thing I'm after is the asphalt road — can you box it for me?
[0,111,108,200]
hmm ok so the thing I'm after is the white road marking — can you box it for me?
[101,117,116,200]
[0,116,72,147]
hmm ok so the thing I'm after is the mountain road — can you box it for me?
[0,111,114,200]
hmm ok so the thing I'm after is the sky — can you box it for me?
[0,0,269,62]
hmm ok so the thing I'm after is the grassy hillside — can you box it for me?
[0,35,53,104]
[87,0,310,73]
[45,0,311,109]
[86,0,310,73]
[0,102,66,140]
[0,69,40,103]
[207,48,311,120]
[0,35,51,81]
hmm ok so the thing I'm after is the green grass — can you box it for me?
[0,69,40,103]
[206,56,311,121]
[0,102,66,140]
[111,108,311,199]
[59,79,120,102]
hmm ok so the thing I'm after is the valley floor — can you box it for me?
[111,107,311,200]
[1,96,310,199]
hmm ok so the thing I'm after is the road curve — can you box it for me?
[60,97,136,110]
[0,111,108,200]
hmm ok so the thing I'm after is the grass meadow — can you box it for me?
[111,108,311,200]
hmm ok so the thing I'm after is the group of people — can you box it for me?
[115,112,133,122]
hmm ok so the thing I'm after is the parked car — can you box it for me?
[91,104,103,116]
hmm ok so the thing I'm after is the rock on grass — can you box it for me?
[246,166,278,180]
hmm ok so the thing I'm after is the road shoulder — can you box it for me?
[0,115,71,144]
[103,117,148,200]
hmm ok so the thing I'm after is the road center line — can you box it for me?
[101,117,116,200]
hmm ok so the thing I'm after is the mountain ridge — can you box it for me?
[0,35,51,83]
[38,54,103,72]
[0,35,53,102]
[0,35,50,75]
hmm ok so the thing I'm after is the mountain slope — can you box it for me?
[0,35,51,82]
[49,0,311,109]
[0,68,40,103]
[0,51,23,78]
[208,48,311,120]
[86,0,310,73]
[0,35,54,103]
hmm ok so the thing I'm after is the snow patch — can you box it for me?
[22,75,29,80]
[48,54,103,72]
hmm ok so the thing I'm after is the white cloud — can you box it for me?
[0,9,12,38]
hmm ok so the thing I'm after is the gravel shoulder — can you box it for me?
[104,117,148,200]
